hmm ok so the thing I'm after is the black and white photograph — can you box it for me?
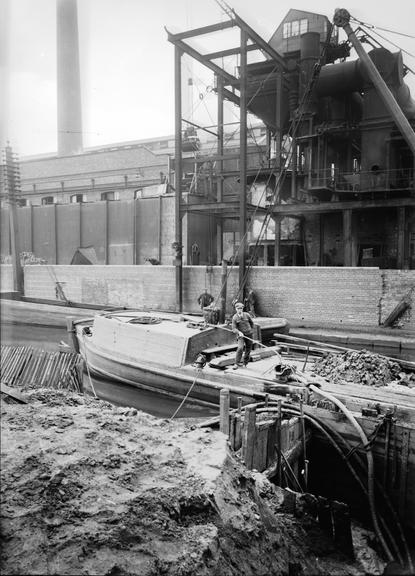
[1,0,415,574]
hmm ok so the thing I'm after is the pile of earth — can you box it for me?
[1,388,386,576]
[312,350,415,388]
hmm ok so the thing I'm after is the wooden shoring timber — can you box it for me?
[0,346,16,377]
[242,406,257,469]
[29,349,45,386]
[332,501,354,558]
[253,422,269,472]
[57,353,72,388]
[309,405,415,531]
[33,350,48,387]
[236,405,305,474]
[48,353,62,387]
[17,347,35,385]
[0,344,82,393]
[0,383,28,403]
[40,353,54,387]
[4,347,22,384]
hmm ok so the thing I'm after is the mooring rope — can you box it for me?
[81,331,98,399]
[170,369,202,420]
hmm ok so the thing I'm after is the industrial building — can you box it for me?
[1,4,414,276]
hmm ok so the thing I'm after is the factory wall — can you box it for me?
[0,196,176,266]
[2,264,413,331]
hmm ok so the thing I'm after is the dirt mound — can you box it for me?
[1,389,382,575]
[312,350,415,388]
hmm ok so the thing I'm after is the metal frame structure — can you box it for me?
[166,9,288,309]
[167,7,415,312]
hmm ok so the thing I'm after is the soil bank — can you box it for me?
[1,389,386,576]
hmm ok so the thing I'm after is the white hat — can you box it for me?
[235,302,244,308]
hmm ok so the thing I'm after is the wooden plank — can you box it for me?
[220,388,230,436]
[267,422,277,468]
[0,383,28,404]
[253,422,269,472]
[332,501,354,558]
[318,496,333,534]
[234,414,242,451]
[242,405,256,470]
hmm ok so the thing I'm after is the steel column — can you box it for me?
[239,29,248,294]
[397,207,406,269]
[216,74,224,262]
[175,45,183,312]
[273,216,281,266]
[343,209,353,266]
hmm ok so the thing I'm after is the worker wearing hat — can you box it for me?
[231,301,254,369]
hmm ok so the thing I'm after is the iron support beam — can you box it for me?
[229,9,286,69]
[174,46,183,312]
[239,28,248,295]
[166,31,238,86]
[167,19,235,41]
[273,215,281,267]
[217,75,224,262]
[182,118,217,138]
[397,206,406,269]
[222,87,240,107]
[205,43,258,60]
[343,209,353,266]
[183,197,415,214]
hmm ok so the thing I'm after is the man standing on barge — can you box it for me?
[231,302,254,369]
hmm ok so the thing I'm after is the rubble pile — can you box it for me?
[312,350,415,388]
[1,388,383,576]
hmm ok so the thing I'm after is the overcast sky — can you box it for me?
[2,0,414,156]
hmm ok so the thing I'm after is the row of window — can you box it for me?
[282,19,308,39]
[16,190,143,207]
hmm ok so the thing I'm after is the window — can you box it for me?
[291,20,299,36]
[17,199,27,207]
[282,18,308,38]
[134,188,143,199]
[70,194,85,203]
[101,191,118,201]
[42,196,55,205]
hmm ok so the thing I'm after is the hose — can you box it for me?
[279,406,404,566]
[307,385,394,562]
[251,403,404,564]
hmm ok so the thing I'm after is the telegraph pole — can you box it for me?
[2,144,24,294]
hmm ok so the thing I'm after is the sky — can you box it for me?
[1,0,415,157]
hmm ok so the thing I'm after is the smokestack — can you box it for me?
[57,0,83,155]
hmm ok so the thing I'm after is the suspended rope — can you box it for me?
[357,23,415,60]
[350,16,415,39]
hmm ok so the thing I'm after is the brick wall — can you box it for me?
[13,264,415,330]
[380,270,415,331]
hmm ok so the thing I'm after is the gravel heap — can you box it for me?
[312,350,415,388]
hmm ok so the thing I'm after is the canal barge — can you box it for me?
[73,309,415,537]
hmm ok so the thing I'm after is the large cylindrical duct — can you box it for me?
[57,0,83,156]
[316,60,362,96]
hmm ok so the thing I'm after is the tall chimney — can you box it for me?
[57,0,83,155]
